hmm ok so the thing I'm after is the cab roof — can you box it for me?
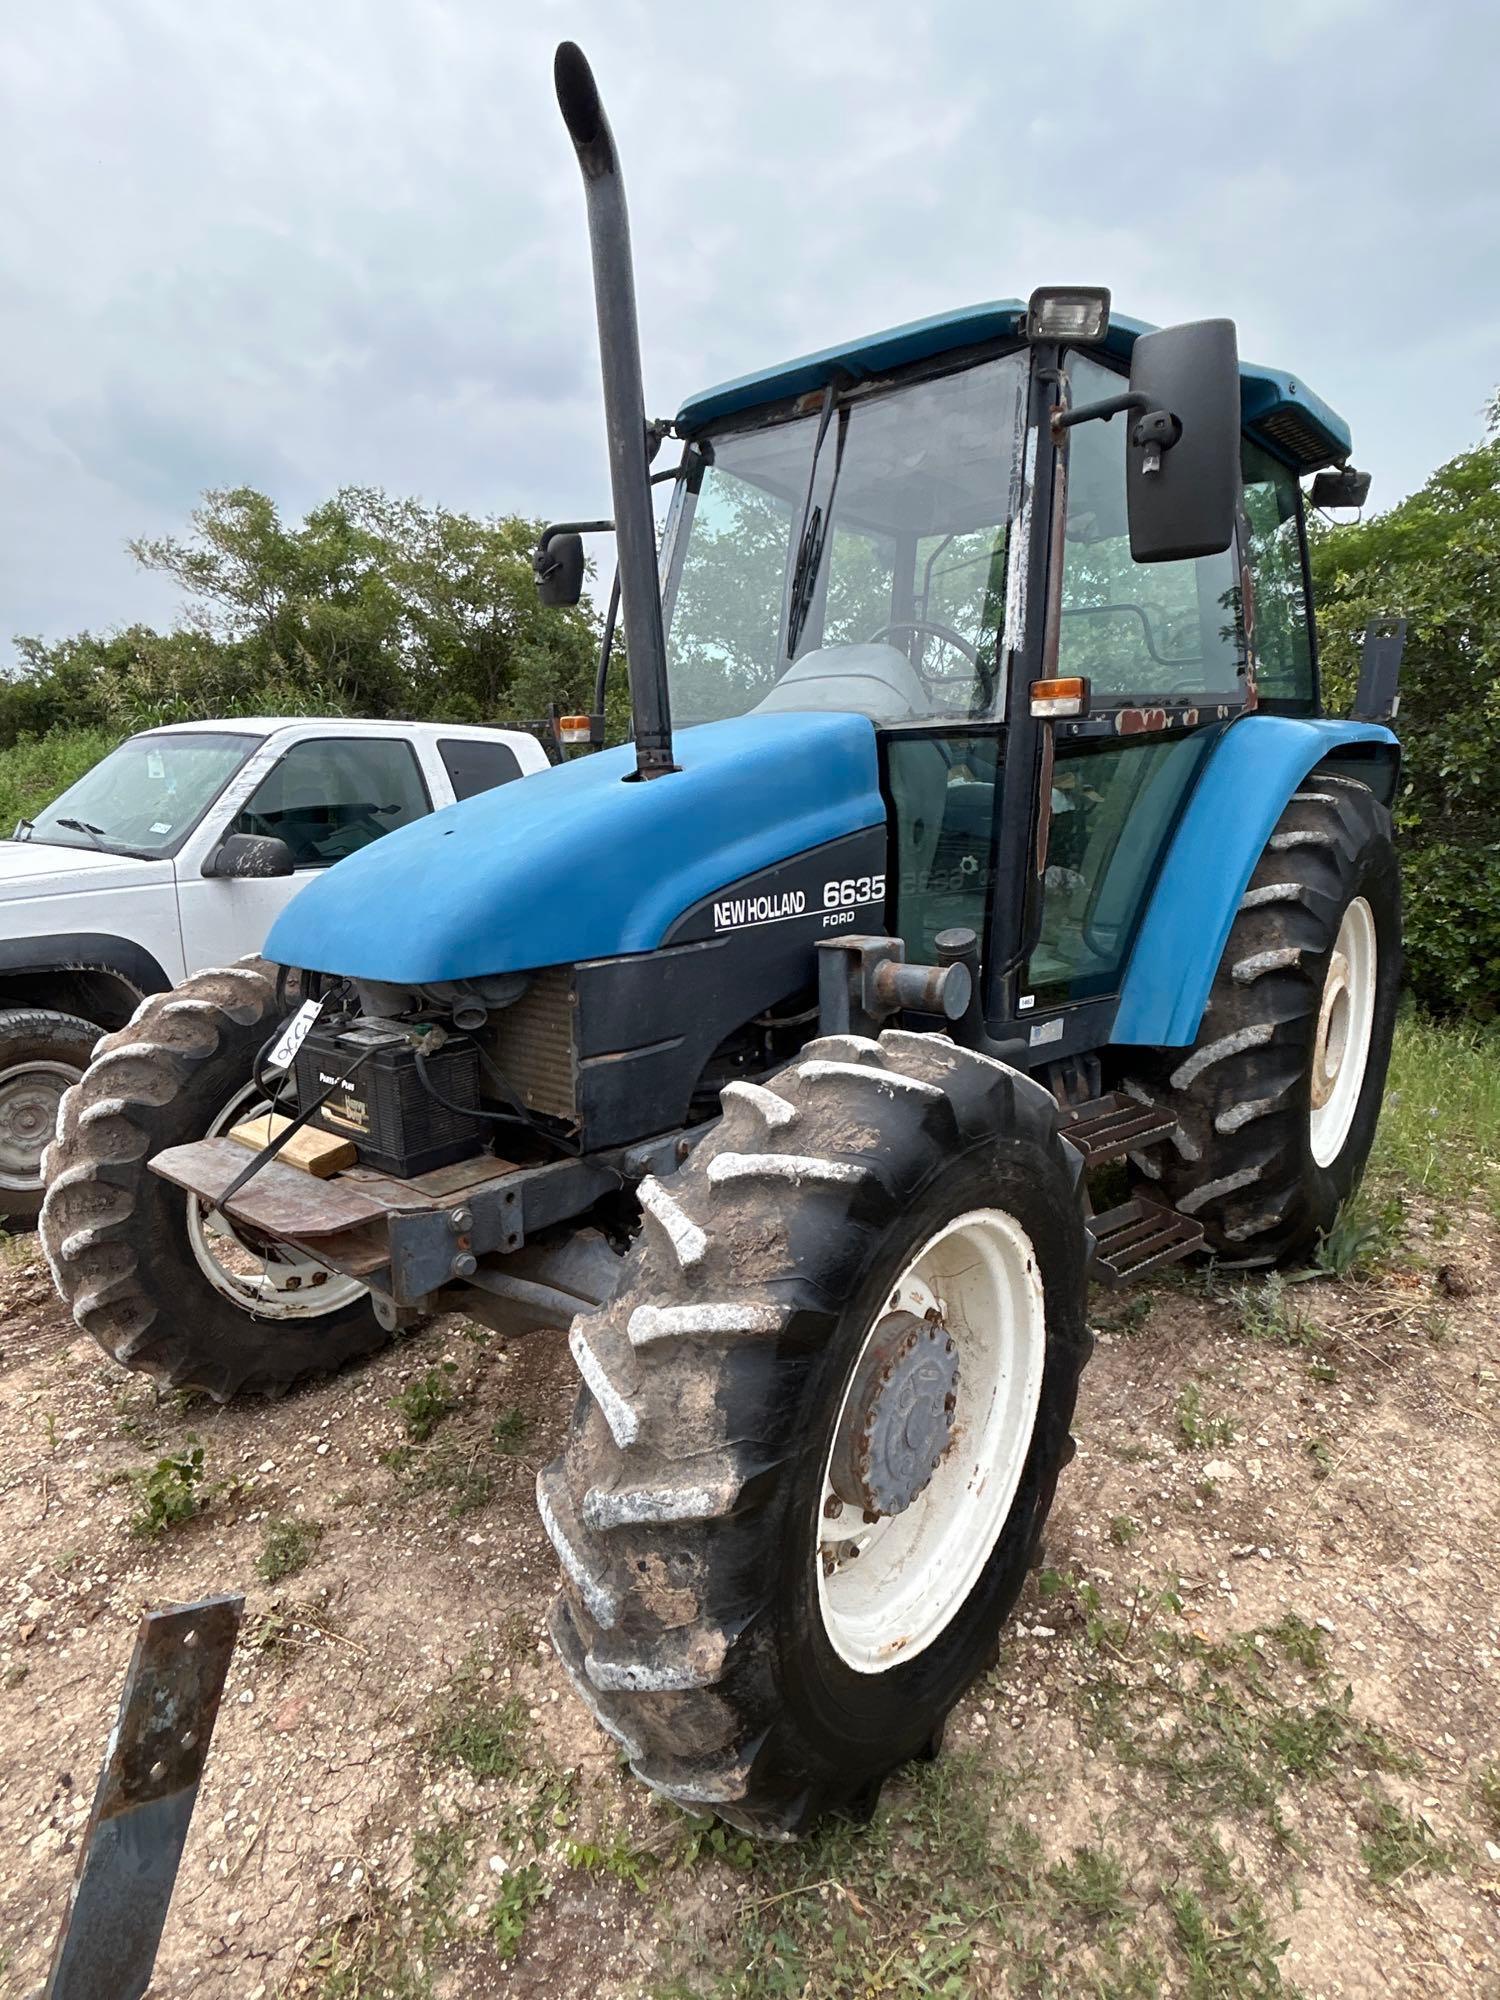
[675,301,1351,475]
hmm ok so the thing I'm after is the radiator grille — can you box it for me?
[492,966,577,1122]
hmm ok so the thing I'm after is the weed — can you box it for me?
[1299,1191,1405,1281]
[487,1862,549,1959]
[1168,1883,1295,1998]
[1235,1274,1316,1346]
[1359,1801,1454,1885]
[429,1661,527,1779]
[1306,1357,1339,1384]
[1268,1614,1326,1673]
[413,1819,470,1946]
[127,1443,206,1538]
[257,1515,322,1583]
[1370,1013,1500,1217]
[1109,1515,1140,1548]
[490,1405,529,1453]
[1047,1842,1130,1927]
[1477,1760,1500,1837]
[393,1363,462,1441]
[1175,1383,1236,1450]
[1305,1438,1334,1480]
[566,1827,657,1891]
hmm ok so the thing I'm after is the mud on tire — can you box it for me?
[1118,775,1400,1267]
[541,1029,1090,1837]
[40,957,388,1399]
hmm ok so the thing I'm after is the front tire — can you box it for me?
[0,1007,101,1225]
[41,959,388,1399]
[1119,775,1400,1267]
[541,1029,1090,1836]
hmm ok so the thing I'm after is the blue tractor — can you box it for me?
[44,46,1402,1835]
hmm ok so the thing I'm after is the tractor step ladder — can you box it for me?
[1058,1091,1179,1165]
[1087,1195,1204,1285]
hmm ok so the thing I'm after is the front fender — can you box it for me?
[1110,715,1398,1048]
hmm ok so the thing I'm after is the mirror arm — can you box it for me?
[1052,389,1184,475]
[1052,388,1152,435]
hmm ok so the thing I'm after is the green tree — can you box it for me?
[1,486,601,748]
[1309,397,1500,1017]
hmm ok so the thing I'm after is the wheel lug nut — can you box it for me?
[823,1494,843,1518]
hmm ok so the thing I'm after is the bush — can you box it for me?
[0,728,120,831]
[1310,400,1500,1019]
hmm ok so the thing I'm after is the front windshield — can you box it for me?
[665,349,1029,726]
[21,731,261,857]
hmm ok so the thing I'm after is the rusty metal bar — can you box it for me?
[44,1595,244,2000]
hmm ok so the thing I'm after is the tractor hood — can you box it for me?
[264,710,886,984]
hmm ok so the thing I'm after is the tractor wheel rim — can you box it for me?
[0,1059,81,1190]
[815,1206,1046,1675]
[185,1081,367,1320]
[1309,895,1377,1169]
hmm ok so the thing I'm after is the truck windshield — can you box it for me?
[19,731,261,858]
[665,349,1030,726]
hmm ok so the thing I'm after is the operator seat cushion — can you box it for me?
[752,642,931,723]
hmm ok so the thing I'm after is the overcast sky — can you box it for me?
[2,0,1496,661]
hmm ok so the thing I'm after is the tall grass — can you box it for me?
[1370,1011,1500,1218]
[0,728,121,832]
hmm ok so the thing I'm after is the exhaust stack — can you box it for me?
[554,42,675,778]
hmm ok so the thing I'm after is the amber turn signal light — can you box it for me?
[1029,677,1089,718]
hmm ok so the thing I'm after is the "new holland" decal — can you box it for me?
[713,874,885,932]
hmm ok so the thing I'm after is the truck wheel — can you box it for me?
[1119,776,1400,1267]
[0,1008,101,1225]
[540,1029,1090,1836]
[40,959,388,1399]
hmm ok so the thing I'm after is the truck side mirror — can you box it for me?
[1125,319,1239,564]
[534,530,586,607]
[202,831,295,880]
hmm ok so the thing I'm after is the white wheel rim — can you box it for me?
[186,1081,367,1320]
[1309,895,1377,1169]
[0,1059,81,1190]
[815,1207,1046,1675]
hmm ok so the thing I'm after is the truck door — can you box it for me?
[176,734,432,973]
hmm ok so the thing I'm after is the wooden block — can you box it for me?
[226,1111,357,1178]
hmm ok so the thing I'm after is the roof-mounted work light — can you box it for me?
[1026,287,1111,344]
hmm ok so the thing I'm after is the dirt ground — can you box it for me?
[2,1196,1497,1999]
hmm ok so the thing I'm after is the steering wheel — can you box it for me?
[867,618,992,711]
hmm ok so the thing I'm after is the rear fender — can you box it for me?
[1110,715,1398,1049]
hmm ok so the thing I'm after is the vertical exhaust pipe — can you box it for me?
[554,42,676,778]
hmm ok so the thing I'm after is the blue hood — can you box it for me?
[264,710,885,983]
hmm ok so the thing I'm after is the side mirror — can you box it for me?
[202,831,294,880]
[1125,319,1240,564]
[1310,464,1371,511]
[533,530,586,608]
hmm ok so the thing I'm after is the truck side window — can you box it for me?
[1058,351,1243,700]
[1241,441,1315,708]
[233,738,430,868]
[437,737,523,801]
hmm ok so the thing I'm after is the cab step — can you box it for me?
[1087,1195,1204,1285]
[1058,1091,1179,1165]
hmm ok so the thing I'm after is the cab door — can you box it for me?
[1019,349,1250,1033]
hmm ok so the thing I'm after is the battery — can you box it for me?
[292,1023,487,1179]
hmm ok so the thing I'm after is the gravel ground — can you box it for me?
[1,1194,1497,1998]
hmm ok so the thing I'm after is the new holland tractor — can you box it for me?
[42,45,1402,1835]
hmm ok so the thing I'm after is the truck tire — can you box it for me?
[540,1029,1090,1836]
[40,959,388,1399]
[0,1007,102,1225]
[1119,776,1400,1267]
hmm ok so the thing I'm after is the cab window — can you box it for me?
[1241,440,1315,707]
[233,737,430,868]
[1058,351,1244,699]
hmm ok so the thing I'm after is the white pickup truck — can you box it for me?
[0,715,549,1219]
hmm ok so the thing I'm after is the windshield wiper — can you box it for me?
[55,817,109,849]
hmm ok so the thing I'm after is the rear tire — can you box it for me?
[541,1030,1090,1836]
[41,959,388,1399]
[1119,776,1400,1267]
[0,1007,101,1225]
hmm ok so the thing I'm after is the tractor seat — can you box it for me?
[752,642,930,723]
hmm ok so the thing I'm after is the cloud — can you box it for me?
[1,0,1496,657]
